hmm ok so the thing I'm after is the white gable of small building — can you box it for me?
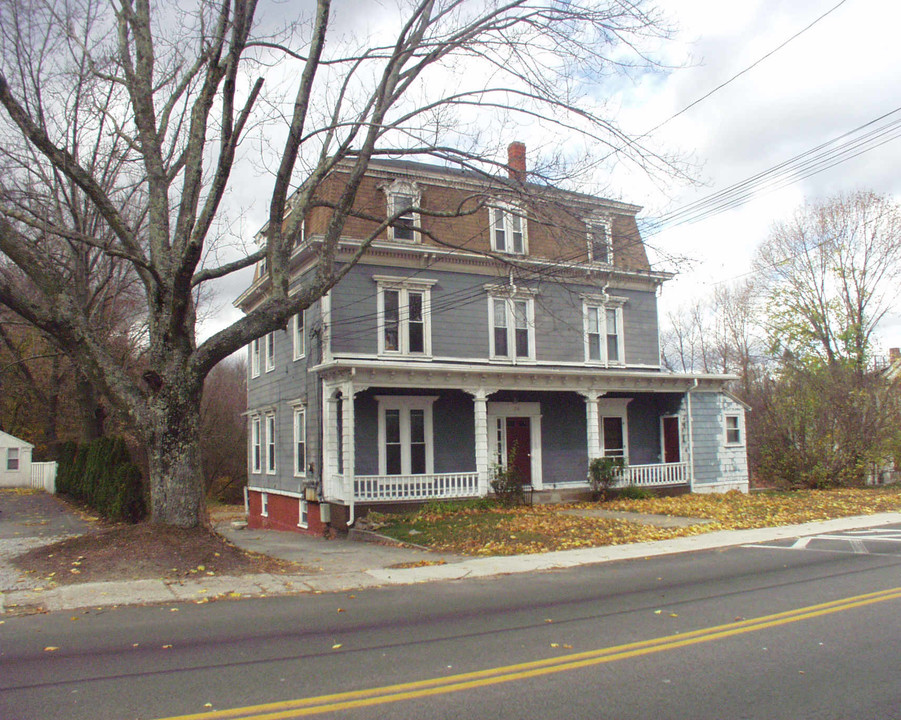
[0,430,34,488]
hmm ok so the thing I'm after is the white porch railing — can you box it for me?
[30,461,58,493]
[354,472,480,502]
[616,462,688,487]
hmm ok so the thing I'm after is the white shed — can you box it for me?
[0,431,34,488]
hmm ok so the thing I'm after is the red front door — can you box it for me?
[505,417,532,484]
[662,416,680,463]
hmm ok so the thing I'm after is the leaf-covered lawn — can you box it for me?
[370,487,901,556]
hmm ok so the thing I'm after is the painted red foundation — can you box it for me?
[247,489,328,535]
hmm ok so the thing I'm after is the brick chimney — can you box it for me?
[890,347,900,362]
[507,141,526,182]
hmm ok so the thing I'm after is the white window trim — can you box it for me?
[293,407,307,477]
[264,332,276,372]
[7,447,19,471]
[488,294,535,362]
[582,298,625,367]
[598,398,631,464]
[260,491,269,517]
[724,413,744,447]
[489,204,528,255]
[265,413,277,474]
[375,277,435,357]
[293,311,306,361]
[250,339,261,378]
[250,416,262,474]
[586,216,613,265]
[385,180,421,243]
[297,498,308,528]
[376,395,437,476]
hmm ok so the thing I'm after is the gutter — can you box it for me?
[686,379,698,491]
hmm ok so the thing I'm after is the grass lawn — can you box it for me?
[368,487,901,556]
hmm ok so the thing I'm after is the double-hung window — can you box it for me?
[293,311,305,360]
[265,414,276,474]
[587,218,612,264]
[377,396,436,475]
[490,206,526,254]
[725,415,743,445]
[250,339,261,378]
[489,295,534,361]
[250,416,262,473]
[294,407,306,476]
[386,181,420,242]
[7,448,19,471]
[584,300,624,365]
[264,332,275,372]
[376,277,435,356]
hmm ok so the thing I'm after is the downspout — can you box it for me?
[686,379,698,490]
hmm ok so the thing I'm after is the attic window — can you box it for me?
[490,205,527,254]
[587,219,612,264]
[385,181,420,242]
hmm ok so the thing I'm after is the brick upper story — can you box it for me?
[290,156,651,273]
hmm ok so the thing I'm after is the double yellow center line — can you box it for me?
[158,586,901,720]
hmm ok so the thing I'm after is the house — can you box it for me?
[236,143,749,534]
[0,430,34,488]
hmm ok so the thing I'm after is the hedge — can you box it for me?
[56,437,146,523]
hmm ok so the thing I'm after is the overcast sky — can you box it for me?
[607,0,901,351]
[208,0,901,354]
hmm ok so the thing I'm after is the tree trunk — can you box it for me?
[146,388,205,528]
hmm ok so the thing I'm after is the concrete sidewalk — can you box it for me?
[3,511,901,615]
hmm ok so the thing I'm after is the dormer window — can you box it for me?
[385,180,420,242]
[491,206,527,254]
[587,218,612,264]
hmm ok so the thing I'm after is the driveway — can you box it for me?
[0,490,97,591]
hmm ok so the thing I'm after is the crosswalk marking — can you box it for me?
[743,528,901,557]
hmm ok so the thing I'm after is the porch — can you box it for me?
[315,359,710,507]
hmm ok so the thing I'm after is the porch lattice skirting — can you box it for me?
[617,462,688,487]
[353,472,480,502]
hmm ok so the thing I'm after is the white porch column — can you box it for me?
[323,384,340,500]
[582,390,602,462]
[471,388,490,496]
[341,382,356,508]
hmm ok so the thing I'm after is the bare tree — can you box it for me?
[0,0,674,527]
[755,191,901,371]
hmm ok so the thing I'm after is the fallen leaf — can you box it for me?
[563,644,573,649]
[550,643,559,648]
[162,644,172,649]
[204,703,213,708]
[170,608,179,612]
[669,613,678,617]
[337,608,345,613]
[43,646,59,652]
[332,643,342,650]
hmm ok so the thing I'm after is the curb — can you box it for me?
[3,512,900,615]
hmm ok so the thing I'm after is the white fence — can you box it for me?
[617,462,688,487]
[30,461,58,493]
[354,472,480,502]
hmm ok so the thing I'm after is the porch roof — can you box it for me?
[311,357,735,394]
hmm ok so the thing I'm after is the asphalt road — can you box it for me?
[2,525,901,720]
